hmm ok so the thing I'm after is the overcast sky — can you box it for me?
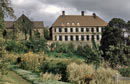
[8,0,130,27]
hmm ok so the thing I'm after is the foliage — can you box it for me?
[67,63,94,84]
[106,44,130,68]
[100,26,123,60]
[51,42,75,54]
[5,37,47,53]
[24,38,47,53]
[4,52,19,64]
[5,40,28,53]
[0,59,9,80]
[20,51,45,72]
[44,27,50,40]
[90,67,118,84]
[119,67,130,77]
[109,18,126,28]
[41,57,84,81]
[40,72,61,81]
[76,44,103,65]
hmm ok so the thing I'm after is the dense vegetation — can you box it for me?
[1,0,130,83]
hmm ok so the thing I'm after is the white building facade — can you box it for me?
[51,11,107,45]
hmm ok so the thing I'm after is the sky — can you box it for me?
[8,0,130,27]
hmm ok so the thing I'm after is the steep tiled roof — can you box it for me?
[32,21,44,28]
[4,21,44,29]
[52,15,107,27]
[4,14,44,29]
[5,21,14,28]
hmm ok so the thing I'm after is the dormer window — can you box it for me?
[67,22,70,25]
[77,23,80,26]
[72,23,75,26]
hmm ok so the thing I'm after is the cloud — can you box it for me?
[9,0,130,26]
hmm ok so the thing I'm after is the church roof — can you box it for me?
[5,14,44,29]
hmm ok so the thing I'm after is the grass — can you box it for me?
[0,70,32,84]
[47,52,84,60]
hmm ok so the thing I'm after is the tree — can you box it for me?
[44,27,50,40]
[109,18,126,28]
[0,0,15,57]
[126,21,130,31]
[100,26,123,60]
[106,44,130,68]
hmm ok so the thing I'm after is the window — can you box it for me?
[76,28,79,32]
[55,28,56,32]
[59,28,62,32]
[65,36,68,41]
[97,35,99,40]
[101,27,104,32]
[81,35,84,41]
[96,27,99,32]
[87,35,89,40]
[70,35,73,41]
[81,28,84,32]
[91,35,94,40]
[76,35,79,41]
[70,28,73,32]
[65,28,67,32]
[91,28,94,32]
[86,28,89,32]
[59,35,62,41]
[55,36,57,41]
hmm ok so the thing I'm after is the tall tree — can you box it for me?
[100,26,123,60]
[126,21,130,31]
[109,18,126,28]
[0,0,15,57]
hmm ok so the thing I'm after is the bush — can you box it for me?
[67,63,94,84]
[4,53,19,64]
[20,51,45,72]
[76,45,103,65]
[90,67,118,84]
[106,44,130,68]
[41,58,84,82]
[119,67,130,77]
[24,38,47,53]
[5,40,28,53]
[40,72,61,81]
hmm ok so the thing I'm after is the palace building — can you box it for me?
[50,11,107,45]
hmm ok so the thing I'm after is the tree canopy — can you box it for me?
[109,18,126,28]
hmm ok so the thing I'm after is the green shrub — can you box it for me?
[5,40,28,53]
[119,67,130,77]
[41,58,84,82]
[41,59,68,81]
[76,45,102,65]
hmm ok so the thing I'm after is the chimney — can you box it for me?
[81,11,84,16]
[62,11,65,16]
[93,13,96,18]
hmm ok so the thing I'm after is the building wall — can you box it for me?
[52,27,104,45]
[6,27,44,40]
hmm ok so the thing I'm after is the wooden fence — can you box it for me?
[114,73,130,84]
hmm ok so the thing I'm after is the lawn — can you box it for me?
[0,70,32,84]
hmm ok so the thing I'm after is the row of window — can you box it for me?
[55,35,100,41]
[54,27,104,33]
